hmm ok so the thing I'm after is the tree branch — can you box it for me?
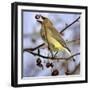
[24,49,80,61]
[60,16,80,34]
[66,39,80,44]
[24,43,45,51]
[66,63,80,75]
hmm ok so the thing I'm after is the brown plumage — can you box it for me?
[35,15,75,61]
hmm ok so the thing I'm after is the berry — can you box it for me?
[52,69,59,76]
[36,58,41,64]
[46,62,53,68]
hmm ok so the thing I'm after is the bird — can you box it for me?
[35,14,75,61]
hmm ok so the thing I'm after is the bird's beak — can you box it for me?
[35,15,46,24]
[37,16,46,24]
[37,20,42,24]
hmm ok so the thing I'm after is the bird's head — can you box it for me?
[35,14,53,26]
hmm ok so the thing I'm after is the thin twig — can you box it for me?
[60,16,80,34]
[24,50,80,61]
[24,43,45,51]
[66,63,80,75]
[66,39,80,44]
[66,53,80,60]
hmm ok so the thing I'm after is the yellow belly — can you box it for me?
[47,35,64,51]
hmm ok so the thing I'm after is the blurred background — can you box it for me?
[23,11,80,77]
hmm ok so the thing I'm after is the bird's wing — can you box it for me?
[48,26,71,52]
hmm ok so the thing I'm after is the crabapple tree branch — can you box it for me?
[23,49,80,61]
[60,16,80,34]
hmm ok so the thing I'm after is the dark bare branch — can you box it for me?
[60,16,80,34]
[66,39,80,44]
[24,43,45,51]
[66,63,80,75]
[24,50,80,61]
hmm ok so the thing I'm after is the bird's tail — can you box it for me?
[64,47,75,61]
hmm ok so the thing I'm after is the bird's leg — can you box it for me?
[53,51,58,58]
[48,46,53,58]
[50,50,53,58]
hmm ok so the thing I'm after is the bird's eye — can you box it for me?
[35,15,40,19]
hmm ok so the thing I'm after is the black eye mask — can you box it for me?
[41,16,46,20]
[37,20,42,24]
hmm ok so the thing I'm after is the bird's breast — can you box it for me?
[40,25,64,51]
[40,28,46,41]
[47,35,64,51]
